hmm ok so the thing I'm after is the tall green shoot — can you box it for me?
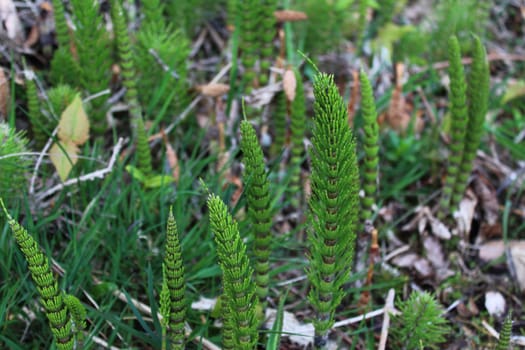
[306,73,360,347]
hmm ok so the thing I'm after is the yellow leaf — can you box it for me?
[57,94,90,145]
[49,140,79,181]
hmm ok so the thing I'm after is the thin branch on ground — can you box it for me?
[378,288,396,350]
[35,137,125,200]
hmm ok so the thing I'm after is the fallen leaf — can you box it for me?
[413,257,433,278]
[49,140,79,181]
[165,141,179,183]
[501,79,525,104]
[264,308,314,347]
[484,291,506,318]
[402,206,451,240]
[472,175,501,241]
[191,296,217,311]
[422,233,454,281]
[283,68,296,102]
[347,69,359,127]
[0,0,24,43]
[457,298,479,318]
[478,240,525,291]
[196,83,230,97]
[422,234,446,269]
[24,23,40,48]
[274,10,308,22]
[511,244,525,291]
[57,94,90,145]
[391,252,419,268]
[454,189,478,238]
[429,214,452,240]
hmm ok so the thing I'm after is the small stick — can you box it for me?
[333,303,400,328]
[35,137,125,200]
[29,127,57,194]
[378,289,396,350]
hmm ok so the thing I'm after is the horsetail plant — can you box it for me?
[239,0,260,91]
[0,124,30,205]
[258,0,278,86]
[161,208,187,349]
[439,35,469,219]
[49,0,78,86]
[207,194,259,350]
[25,73,46,146]
[111,0,141,121]
[306,73,360,347]
[271,91,288,155]
[496,313,512,350]
[439,35,490,219]
[63,294,87,345]
[289,68,306,206]
[450,35,489,211]
[0,198,79,350]
[240,120,272,312]
[136,116,153,178]
[70,0,111,133]
[392,291,450,349]
[359,71,379,225]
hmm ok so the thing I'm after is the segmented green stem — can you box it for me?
[207,194,258,350]
[25,75,46,146]
[70,0,111,133]
[111,0,141,121]
[63,294,87,344]
[1,200,74,350]
[136,116,153,177]
[439,35,468,219]
[271,92,288,155]
[51,0,70,49]
[141,0,166,32]
[496,313,512,350]
[289,68,306,205]
[307,73,360,345]
[159,266,170,350]
[451,35,489,210]
[163,209,186,349]
[135,27,189,120]
[258,0,277,86]
[359,71,379,224]
[240,0,260,91]
[240,120,272,312]
[356,0,368,52]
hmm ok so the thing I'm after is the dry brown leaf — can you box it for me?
[454,189,478,238]
[347,69,359,127]
[49,140,79,181]
[0,0,24,43]
[57,94,90,145]
[382,63,424,134]
[283,68,296,102]
[274,10,308,22]
[196,83,230,97]
[0,68,8,120]
[413,257,433,278]
[24,24,40,48]
[511,244,525,291]
[422,233,454,281]
[162,131,179,183]
[472,175,501,241]
[264,308,314,347]
[401,206,451,239]
[478,240,525,291]
[457,298,479,318]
